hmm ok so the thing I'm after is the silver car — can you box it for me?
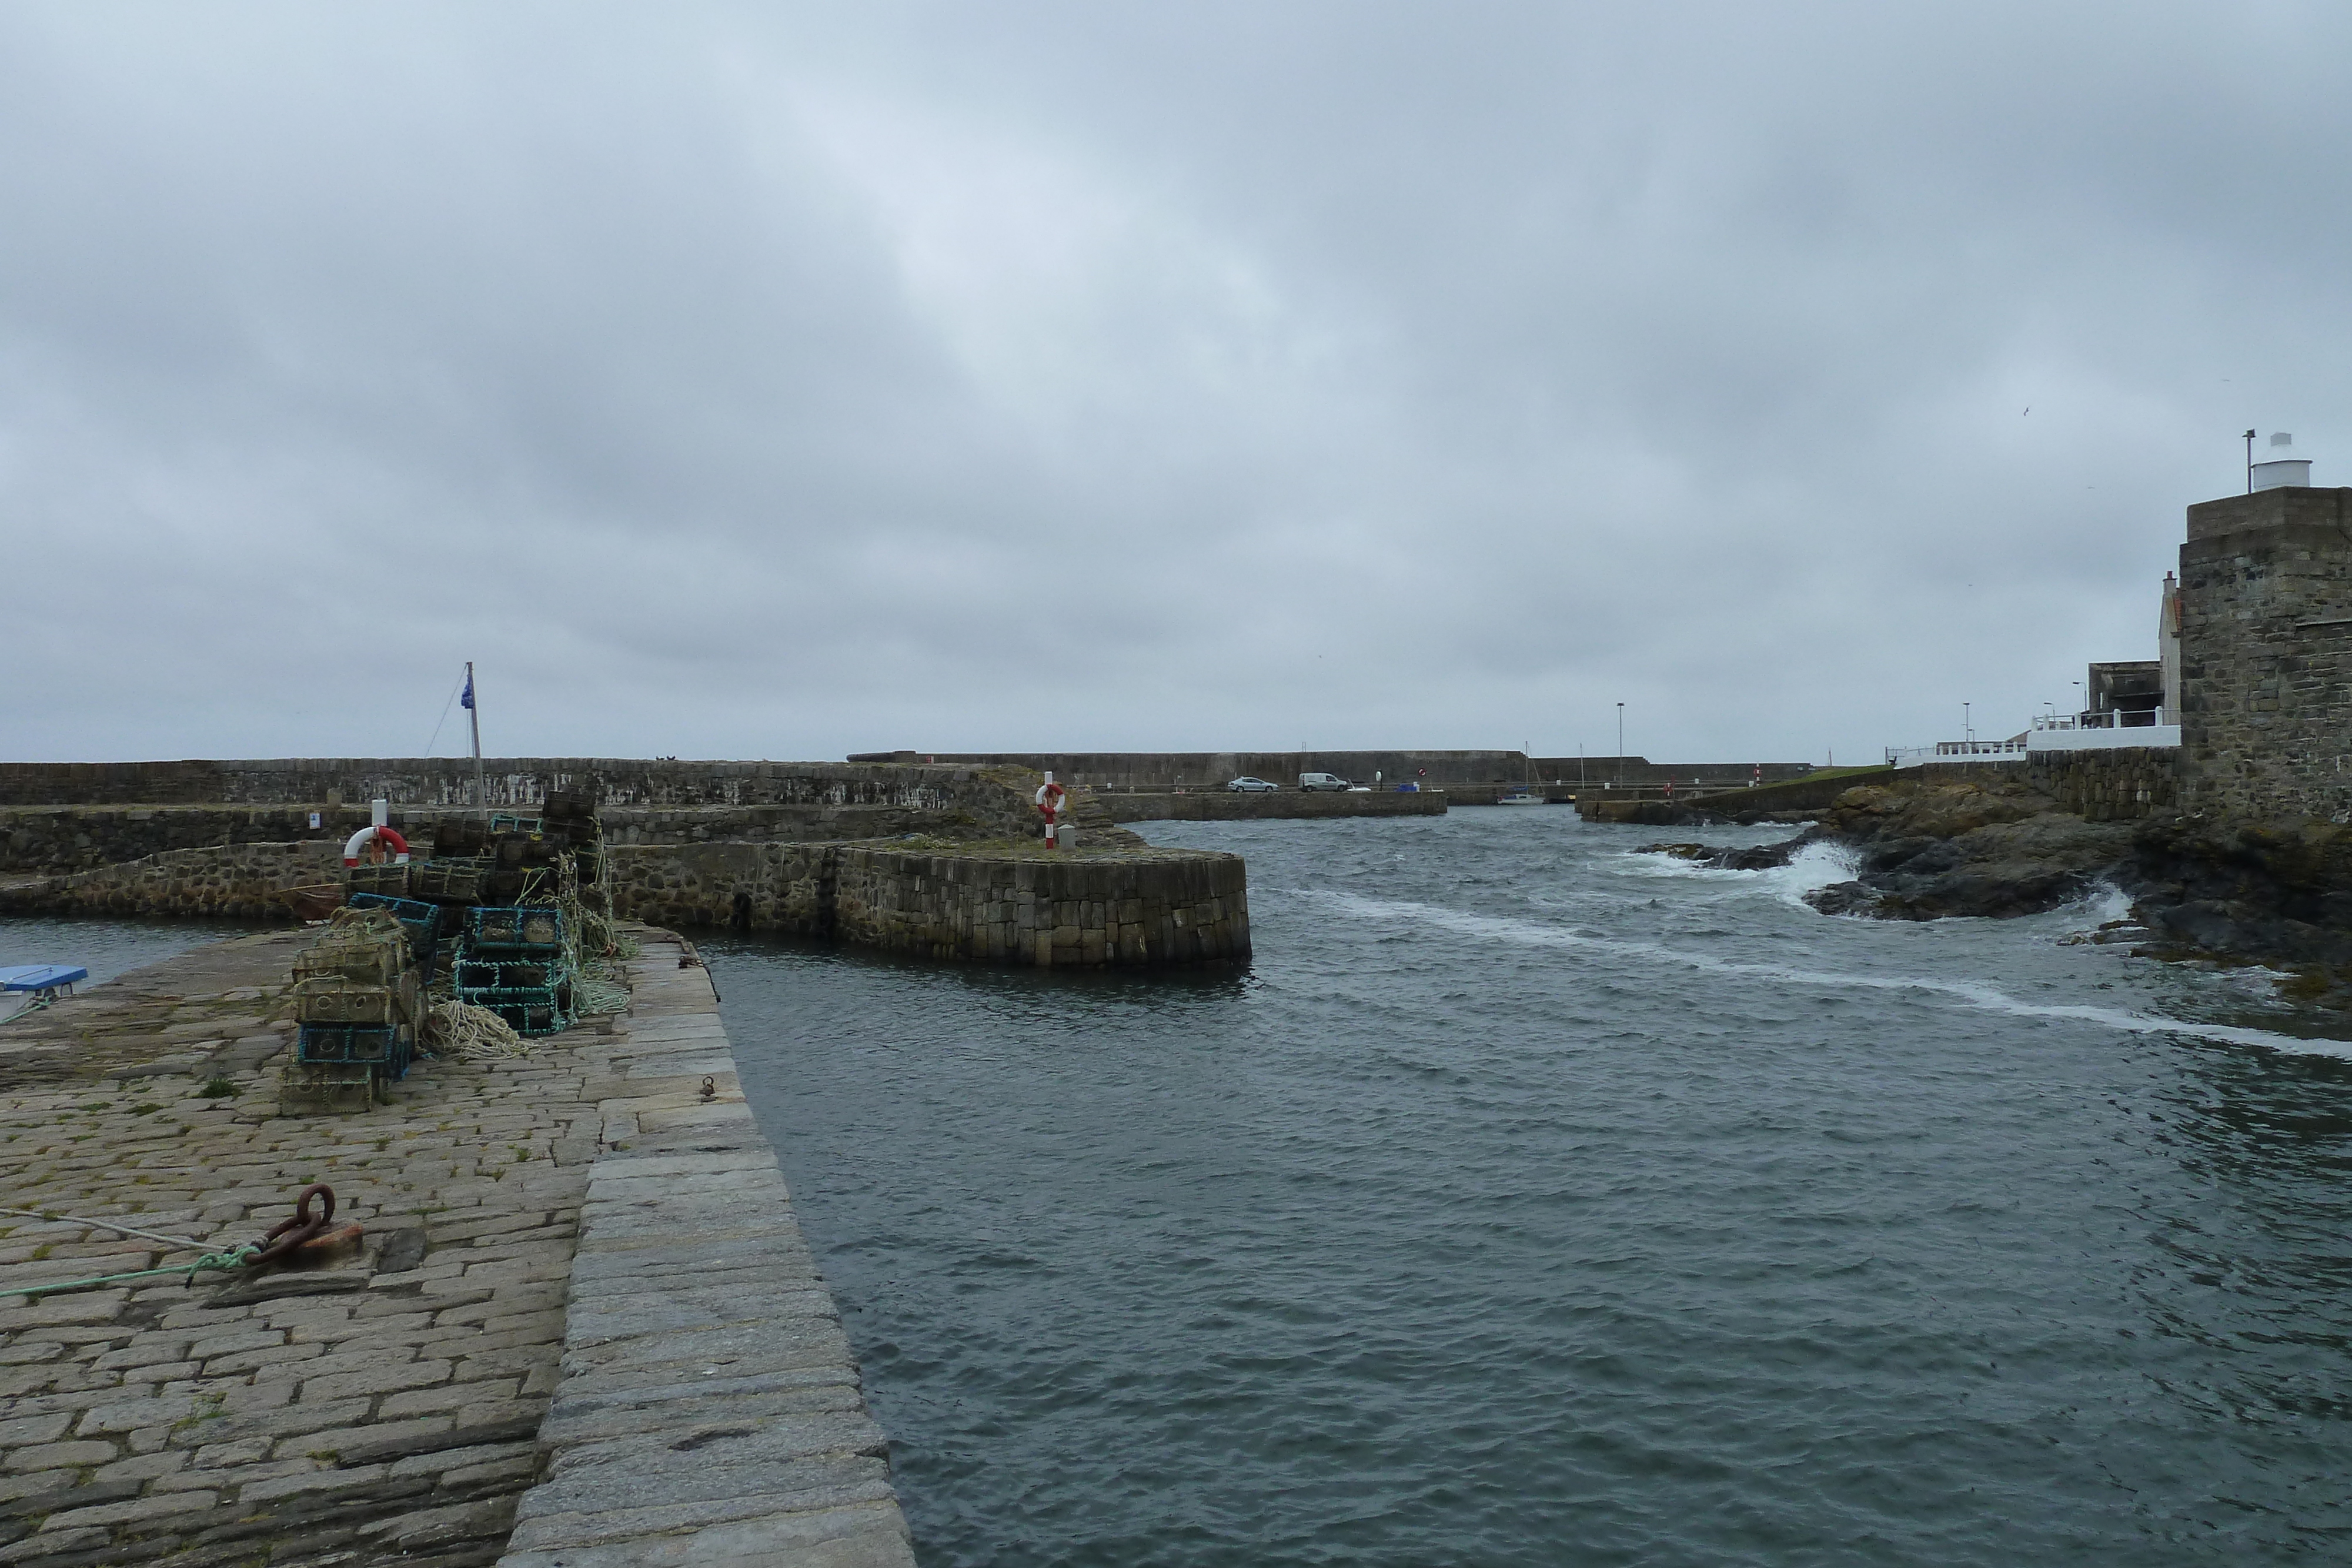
[1225,776,1279,792]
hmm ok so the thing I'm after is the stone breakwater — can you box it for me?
[612,841,1250,968]
[1,837,1251,970]
[0,925,910,1567]
[1097,790,1446,823]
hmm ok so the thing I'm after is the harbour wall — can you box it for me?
[1580,767,1898,822]
[0,798,1070,876]
[0,840,341,919]
[0,757,1047,820]
[2,838,1251,969]
[855,750,1818,791]
[609,842,1250,968]
[1576,751,2180,826]
[1098,790,1446,823]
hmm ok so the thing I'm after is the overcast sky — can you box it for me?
[6,2,2348,765]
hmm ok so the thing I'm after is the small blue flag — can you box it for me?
[460,674,475,711]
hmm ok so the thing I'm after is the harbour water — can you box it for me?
[706,810,2352,1566]
[0,913,278,991]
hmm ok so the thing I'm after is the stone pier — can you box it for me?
[0,924,906,1567]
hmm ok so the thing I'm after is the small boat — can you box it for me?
[1,964,88,1024]
[276,884,345,922]
[1499,748,1548,803]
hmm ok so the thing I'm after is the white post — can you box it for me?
[370,798,389,828]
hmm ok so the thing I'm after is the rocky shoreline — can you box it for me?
[1644,775,2352,1004]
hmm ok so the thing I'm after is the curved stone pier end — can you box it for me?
[497,930,912,1568]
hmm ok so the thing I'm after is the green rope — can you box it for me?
[11,1242,260,1300]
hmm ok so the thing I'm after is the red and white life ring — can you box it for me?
[1034,780,1066,820]
[342,825,410,867]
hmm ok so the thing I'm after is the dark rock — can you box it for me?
[1805,881,1879,916]
[1635,839,1802,871]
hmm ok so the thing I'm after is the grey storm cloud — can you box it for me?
[5,2,2349,765]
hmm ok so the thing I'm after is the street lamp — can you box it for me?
[1616,702,1625,762]
[1963,701,1972,744]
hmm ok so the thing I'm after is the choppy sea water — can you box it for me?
[707,810,2352,1566]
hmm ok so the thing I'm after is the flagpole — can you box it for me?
[466,661,487,820]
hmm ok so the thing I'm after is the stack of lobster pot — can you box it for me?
[285,909,419,1113]
[455,905,572,1035]
[429,813,563,907]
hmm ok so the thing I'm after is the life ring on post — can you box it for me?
[342,825,410,867]
[1034,780,1067,848]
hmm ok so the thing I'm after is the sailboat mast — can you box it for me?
[467,661,487,820]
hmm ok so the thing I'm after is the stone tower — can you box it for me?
[2177,484,2352,820]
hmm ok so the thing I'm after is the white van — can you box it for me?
[1298,772,1351,791]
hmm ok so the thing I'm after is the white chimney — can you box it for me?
[2251,431,2312,491]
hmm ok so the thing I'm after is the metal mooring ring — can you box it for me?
[251,1182,338,1265]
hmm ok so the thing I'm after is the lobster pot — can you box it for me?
[298,1023,396,1065]
[456,959,556,990]
[294,978,398,1026]
[468,906,564,953]
[280,1063,376,1116]
[432,817,489,858]
[458,984,570,1037]
[344,863,411,899]
[293,941,404,987]
[542,789,597,824]
[346,893,439,962]
[409,857,490,903]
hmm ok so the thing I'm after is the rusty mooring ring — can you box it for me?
[250,1182,337,1265]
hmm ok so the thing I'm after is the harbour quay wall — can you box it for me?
[1,793,1059,877]
[0,840,339,918]
[1579,767,1898,822]
[1,803,396,875]
[0,757,1045,825]
[0,785,1077,884]
[1098,789,1446,823]
[610,842,1250,968]
[856,749,1818,791]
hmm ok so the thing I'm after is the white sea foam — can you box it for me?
[1615,839,1856,907]
[1763,840,1858,906]
[1309,889,2352,1060]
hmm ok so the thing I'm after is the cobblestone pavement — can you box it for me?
[0,928,617,1567]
